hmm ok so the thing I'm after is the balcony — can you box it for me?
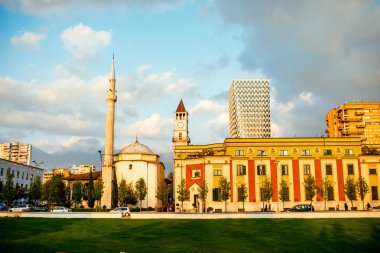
[342,129,364,135]
[341,117,361,122]
[356,123,365,128]
[355,111,364,116]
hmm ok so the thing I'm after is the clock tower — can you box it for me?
[173,99,190,146]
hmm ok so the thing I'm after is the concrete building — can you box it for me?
[0,158,44,203]
[0,142,32,165]
[325,102,380,149]
[173,100,380,212]
[114,139,165,209]
[70,165,96,174]
[229,79,271,138]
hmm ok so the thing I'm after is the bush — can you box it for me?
[80,205,84,208]
[207,207,213,213]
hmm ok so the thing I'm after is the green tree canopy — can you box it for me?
[135,177,147,211]
[176,178,189,212]
[156,181,170,211]
[317,177,334,211]
[356,176,369,210]
[219,176,230,212]
[118,179,128,207]
[42,174,66,208]
[238,183,248,211]
[72,180,83,208]
[29,176,43,204]
[198,180,209,213]
[261,176,273,210]
[93,178,104,210]
[87,170,95,208]
[2,168,15,206]
[344,177,357,208]
[303,175,316,206]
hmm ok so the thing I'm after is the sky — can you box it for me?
[0,0,379,172]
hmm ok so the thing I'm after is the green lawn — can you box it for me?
[0,218,379,253]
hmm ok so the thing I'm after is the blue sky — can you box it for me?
[1,0,379,171]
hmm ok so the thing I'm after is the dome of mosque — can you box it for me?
[119,140,154,155]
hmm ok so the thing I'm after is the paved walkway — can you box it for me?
[1,211,380,219]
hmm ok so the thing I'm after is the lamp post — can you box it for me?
[98,150,103,168]
[32,160,43,168]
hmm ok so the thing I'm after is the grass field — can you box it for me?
[1,218,379,253]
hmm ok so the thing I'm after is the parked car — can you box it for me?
[110,207,130,216]
[52,206,71,213]
[8,204,34,212]
[34,205,49,212]
[369,206,380,211]
[287,204,314,212]
[0,203,7,211]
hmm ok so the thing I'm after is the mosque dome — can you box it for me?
[119,140,154,155]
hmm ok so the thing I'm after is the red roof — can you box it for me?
[63,171,102,181]
[176,99,186,112]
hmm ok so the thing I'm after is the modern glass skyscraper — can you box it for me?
[229,79,271,138]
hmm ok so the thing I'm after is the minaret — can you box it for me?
[173,99,190,146]
[101,56,117,208]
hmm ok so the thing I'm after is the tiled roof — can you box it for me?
[176,99,186,112]
[63,171,101,181]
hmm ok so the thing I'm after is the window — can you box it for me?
[345,149,353,155]
[192,169,201,178]
[279,150,289,156]
[301,149,311,156]
[25,184,28,190]
[235,150,244,156]
[257,165,266,175]
[365,122,371,125]
[12,170,14,176]
[179,132,182,140]
[324,149,332,155]
[326,164,333,175]
[30,174,34,181]
[257,150,267,156]
[374,109,379,113]
[129,164,132,170]
[17,171,19,179]
[364,116,370,119]
[347,164,354,175]
[213,188,221,201]
[0,168,3,176]
[22,172,24,180]
[237,165,246,176]
[281,165,288,175]
[369,168,377,175]
[328,187,334,200]
[214,170,222,176]
[372,186,378,200]
[304,164,311,175]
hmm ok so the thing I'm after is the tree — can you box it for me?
[111,169,118,208]
[317,177,334,211]
[176,178,189,212]
[156,181,169,211]
[72,180,83,208]
[344,177,357,208]
[118,179,128,207]
[125,182,138,206]
[135,177,147,211]
[198,180,209,213]
[87,170,95,208]
[261,176,273,211]
[278,180,289,211]
[42,174,66,209]
[356,176,369,210]
[2,168,15,206]
[238,183,248,211]
[303,175,316,207]
[219,176,230,213]
[29,176,43,205]
[93,178,104,211]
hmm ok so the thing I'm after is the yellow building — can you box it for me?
[173,100,380,212]
[325,102,380,149]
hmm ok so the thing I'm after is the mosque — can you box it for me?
[101,58,165,209]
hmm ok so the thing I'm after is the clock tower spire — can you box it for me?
[173,99,190,146]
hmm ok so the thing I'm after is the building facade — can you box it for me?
[229,79,271,138]
[114,140,165,209]
[0,158,44,203]
[325,102,380,149]
[0,142,32,165]
[70,165,96,174]
[174,137,380,212]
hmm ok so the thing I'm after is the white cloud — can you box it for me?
[126,114,172,139]
[4,0,191,16]
[299,91,314,103]
[10,31,46,51]
[61,23,111,61]
[189,99,227,114]
[137,64,152,74]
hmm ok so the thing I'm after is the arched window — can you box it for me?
[179,132,182,140]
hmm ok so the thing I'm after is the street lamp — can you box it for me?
[32,160,43,167]
[98,150,104,168]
